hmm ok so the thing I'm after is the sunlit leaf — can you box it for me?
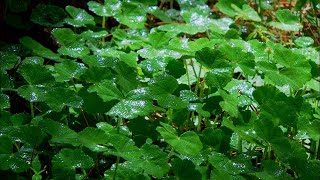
[65,6,95,27]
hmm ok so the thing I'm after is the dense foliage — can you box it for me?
[0,0,319,179]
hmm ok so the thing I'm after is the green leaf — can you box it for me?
[149,74,179,95]
[10,113,29,126]
[32,156,42,172]
[171,158,202,180]
[140,57,167,76]
[294,36,314,48]
[88,0,120,17]
[180,90,199,102]
[52,149,94,177]
[208,152,250,175]
[231,4,261,22]
[219,45,256,76]
[148,32,172,49]
[39,119,80,146]
[0,51,20,70]
[58,44,90,58]
[120,51,138,68]
[22,56,44,65]
[157,94,188,109]
[80,30,108,40]
[78,127,109,151]
[275,9,299,24]
[65,6,95,27]
[44,87,83,112]
[298,117,320,141]
[294,0,308,10]
[0,135,12,154]
[104,162,150,180]
[269,9,302,31]
[18,63,55,85]
[88,80,124,102]
[216,0,247,17]
[83,55,118,67]
[195,47,225,69]
[51,28,79,46]
[138,46,182,59]
[107,100,153,119]
[205,63,233,89]
[188,103,210,117]
[114,61,139,95]
[127,117,160,146]
[31,4,67,27]
[252,160,291,179]
[157,122,203,156]
[17,85,45,102]
[78,88,114,113]
[115,2,146,29]
[5,150,31,173]
[0,94,10,110]
[148,7,172,23]
[20,37,61,61]
[201,128,231,152]
[80,66,112,83]
[53,60,87,82]
[253,86,302,128]
[224,79,254,107]
[253,116,284,143]
[135,143,169,178]
[157,23,207,35]
[257,47,311,90]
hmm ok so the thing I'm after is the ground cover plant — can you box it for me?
[0,0,319,179]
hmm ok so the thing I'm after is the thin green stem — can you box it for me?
[30,102,35,118]
[190,60,199,82]
[267,145,272,160]
[0,88,17,92]
[102,16,106,42]
[170,0,173,9]
[314,139,319,160]
[113,117,122,180]
[197,64,203,94]
[197,115,202,132]
[184,59,191,89]
[167,108,173,124]
[238,134,242,153]
[153,105,167,112]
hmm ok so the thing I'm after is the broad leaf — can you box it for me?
[157,122,203,156]
[39,119,80,146]
[20,37,61,61]
[52,149,94,178]
[65,6,95,27]
[88,80,124,102]
[88,0,120,17]
[108,100,153,119]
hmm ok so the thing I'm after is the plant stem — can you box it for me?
[167,108,173,124]
[102,16,106,42]
[314,139,319,160]
[113,117,122,180]
[30,102,34,118]
[196,113,202,132]
[267,145,272,159]
[196,64,203,94]
[184,59,191,89]
[238,134,242,153]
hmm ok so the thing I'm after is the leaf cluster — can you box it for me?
[0,0,319,179]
